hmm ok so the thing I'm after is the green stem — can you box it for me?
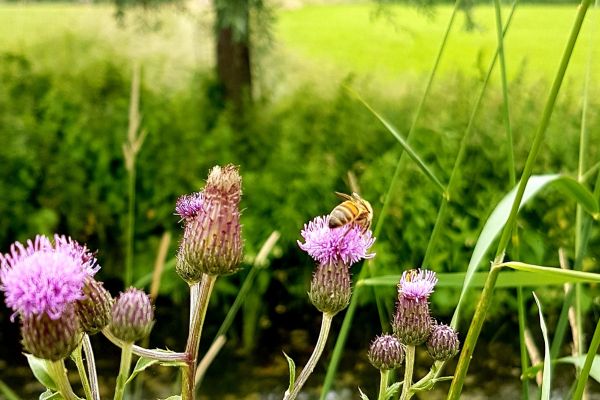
[82,334,100,400]
[182,274,217,400]
[493,0,515,187]
[285,313,334,400]
[448,0,592,397]
[114,342,133,400]
[400,346,415,400]
[73,342,93,400]
[46,359,78,400]
[573,318,600,400]
[377,369,390,400]
[103,328,187,362]
[517,288,530,400]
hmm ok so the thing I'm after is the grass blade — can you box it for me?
[349,89,447,196]
[450,174,598,327]
[573,320,600,399]
[533,293,551,400]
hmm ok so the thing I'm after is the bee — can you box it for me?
[328,192,373,233]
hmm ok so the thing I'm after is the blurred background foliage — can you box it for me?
[0,0,599,375]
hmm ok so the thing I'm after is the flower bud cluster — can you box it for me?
[368,269,460,373]
[0,234,156,360]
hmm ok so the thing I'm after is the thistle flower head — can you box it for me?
[392,296,433,346]
[21,304,81,361]
[309,261,352,316]
[175,191,204,220]
[368,334,405,371]
[398,269,438,302]
[109,288,154,343]
[176,165,243,282]
[427,323,460,361]
[297,216,375,267]
[0,235,97,321]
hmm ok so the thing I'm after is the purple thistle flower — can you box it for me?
[175,191,205,220]
[398,269,438,302]
[0,235,97,321]
[297,215,375,267]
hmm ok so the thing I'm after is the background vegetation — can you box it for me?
[0,1,599,397]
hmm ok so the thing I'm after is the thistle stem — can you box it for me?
[82,334,100,400]
[46,359,78,400]
[72,342,93,400]
[400,346,415,400]
[284,313,334,400]
[182,274,217,400]
[102,328,187,362]
[377,370,390,400]
[114,342,133,400]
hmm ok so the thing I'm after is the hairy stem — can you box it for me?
[114,342,133,400]
[400,346,415,400]
[46,359,78,400]
[377,369,390,400]
[182,274,217,399]
[285,313,333,400]
[102,328,187,362]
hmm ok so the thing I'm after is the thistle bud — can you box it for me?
[21,305,81,361]
[391,269,437,346]
[368,334,405,371]
[392,297,433,345]
[427,323,460,361]
[109,288,154,343]
[309,262,351,316]
[75,278,113,335]
[176,165,243,282]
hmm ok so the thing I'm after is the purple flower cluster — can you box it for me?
[0,234,97,321]
[397,269,438,302]
[297,215,375,267]
[175,191,204,220]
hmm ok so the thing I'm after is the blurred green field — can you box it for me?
[276,3,600,83]
[1,2,599,88]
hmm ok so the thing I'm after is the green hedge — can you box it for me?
[1,51,598,327]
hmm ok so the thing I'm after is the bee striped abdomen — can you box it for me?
[329,201,359,229]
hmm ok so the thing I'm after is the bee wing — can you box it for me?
[334,191,353,201]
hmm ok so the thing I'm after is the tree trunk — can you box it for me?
[215,4,252,109]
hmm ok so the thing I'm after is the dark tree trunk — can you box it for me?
[215,5,252,109]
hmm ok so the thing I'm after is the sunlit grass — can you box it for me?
[1,2,598,89]
[276,3,600,82]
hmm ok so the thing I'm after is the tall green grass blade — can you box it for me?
[0,379,21,400]
[573,320,600,398]
[517,288,530,400]
[493,0,515,187]
[449,0,597,383]
[563,354,600,384]
[422,0,519,267]
[450,174,598,327]
[359,267,600,288]
[533,293,551,400]
[320,1,464,395]
[349,90,446,196]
